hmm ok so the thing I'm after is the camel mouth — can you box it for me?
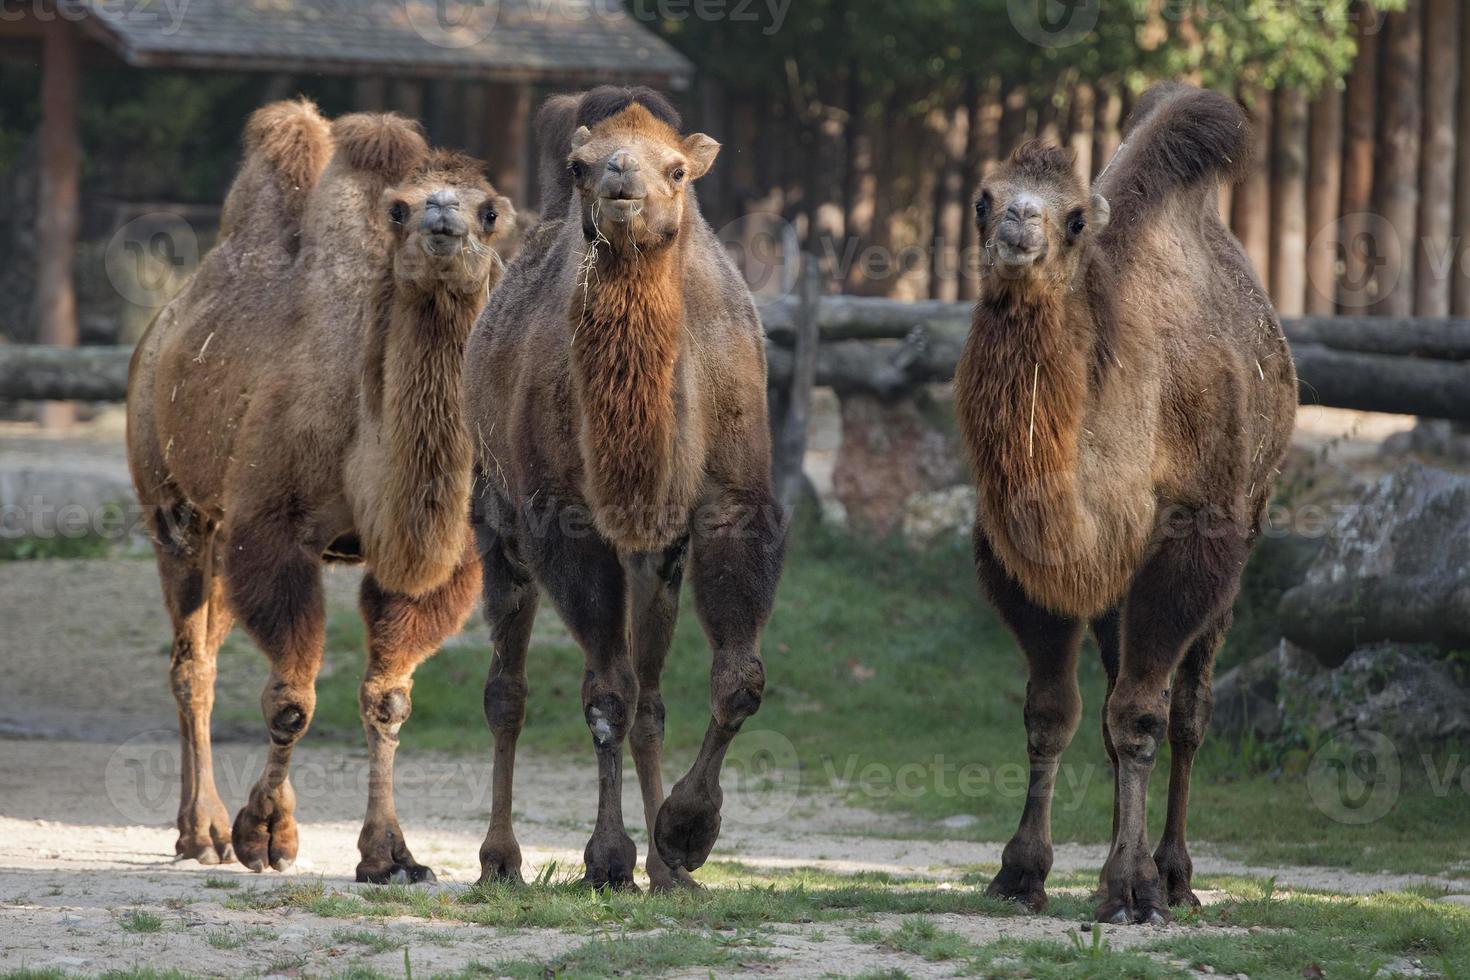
[423,232,465,258]
[598,196,645,224]
[994,240,1044,267]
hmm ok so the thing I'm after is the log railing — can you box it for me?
[4,301,1470,422]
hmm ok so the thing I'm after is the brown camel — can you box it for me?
[463,87,785,891]
[954,84,1296,924]
[126,100,514,883]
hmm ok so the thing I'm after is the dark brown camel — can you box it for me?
[954,84,1297,924]
[127,101,514,883]
[463,87,785,891]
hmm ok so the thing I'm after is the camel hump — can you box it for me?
[243,98,333,194]
[534,87,682,220]
[1096,83,1250,213]
[330,112,429,183]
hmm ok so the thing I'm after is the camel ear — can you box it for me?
[1088,193,1111,234]
[682,133,720,180]
[570,125,593,151]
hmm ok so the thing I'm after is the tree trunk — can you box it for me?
[461,83,488,160]
[931,98,970,301]
[770,255,822,513]
[959,77,1000,302]
[1456,2,1470,314]
[34,16,81,429]
[1416,0,1460,315]
[355,76,387,111]
[1069,80,1096,180]
[1306,86,1345,315]
[1232,87,1273,284]
[389,78,425,121]
[1372,0,1424,317]
[1271,88,1310,314]
[998,83,1028,157]
[1093,84,1124,172]
[1341,0,1381,312]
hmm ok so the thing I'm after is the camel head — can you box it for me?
[976,141,1110,285]
[566,102,719,253]
[384,149,514,298]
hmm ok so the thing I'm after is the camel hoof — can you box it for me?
[1144,909,1169,926]
[653,788,721,874]
[648,864,703,893]
[583,871,639,893]
[985,865,1049,914]
[231,795,297,875]
[357,862,436,885]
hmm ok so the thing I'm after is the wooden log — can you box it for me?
[0,345,132,402]
[770,255,822,513]
[1292,342,1470,420]
[35,16,81,429]
[1280,574,1470,667]
[1283,316,1470,359]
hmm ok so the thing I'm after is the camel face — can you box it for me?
[565,104,719,252]
[385,153,514,297]
[977,142,1109,280]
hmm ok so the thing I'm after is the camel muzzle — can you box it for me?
[994,219,1045,266]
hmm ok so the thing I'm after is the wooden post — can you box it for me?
[1093,84,1124,173]
[931,98,970,303]
[1069,80,1095,181]
[958,77,1000,303]
[390,78,425,121]
[1372,0,1424,317]
[1417,0,1460,316]
[35,16,81,429]
[483,81,531,208]
[1307,86,1344,315]
[355,76,388,111]
[1271,88,1309,314]
[771,254,822,515]
[1341,1,1381,312]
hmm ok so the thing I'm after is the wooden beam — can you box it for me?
[34,14,81,429]
[484,81,532,208]
[0,345,131,402]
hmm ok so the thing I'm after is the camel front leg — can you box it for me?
[1099,517,1245,925]
[529,508,640,890]
[975,530,1084,913]
[655,489,785,880]
[355,538,480,884]
[1153,611,1227,909]
[151,519,235,865]
[225,516,325,874]
[475,517,538,885]
[625,537,698,892]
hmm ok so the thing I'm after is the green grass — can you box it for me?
[493,930,773,979]
[117,909,163,934]
[0,533,115,561]
[289,519,1470,877]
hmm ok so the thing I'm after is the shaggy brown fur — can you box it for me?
[464,89,785,891]
[955,85,1296,925]
[127,103,514,882]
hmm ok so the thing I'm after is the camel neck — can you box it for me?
[957,280,1093,501]
[569,240,687,550]
[360,277,479,594]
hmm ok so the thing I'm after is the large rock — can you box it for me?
[831,390,967,536]
[1279,465,1470,668]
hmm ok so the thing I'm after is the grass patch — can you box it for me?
[332,926,409,954]
[201,875,238,890]
[494,930,773,979]
[117,909,163,934]
[283,518,1470,876]
[0,533,114,561]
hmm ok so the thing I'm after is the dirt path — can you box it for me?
[3,553,1467,976]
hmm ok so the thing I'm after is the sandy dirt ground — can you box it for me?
[0,410,1460,977]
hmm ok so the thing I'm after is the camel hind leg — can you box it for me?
[148,500,235,865]
[1153,611,1227,908]
[625,536,699,892]
[355,537,480,884]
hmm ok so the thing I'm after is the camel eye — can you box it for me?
[480,206,498,231]
[389,202,408,225]
[975,191,992,226]
[569,160,586,181]
[1067,210,1086,239]
[671,167,686,183]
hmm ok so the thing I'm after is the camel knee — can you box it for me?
[262,681,315,747]
[1106,691,1168,766]
[361,684,411,738]
[1168,697,1211,755]
[1024,691,1081,760]
[630,692,666,752]
[712,654,765,731]
[482,671,527,736]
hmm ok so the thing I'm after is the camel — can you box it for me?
[126,100,514,883]
[954,84,1296,924]
[463,86,785,891]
